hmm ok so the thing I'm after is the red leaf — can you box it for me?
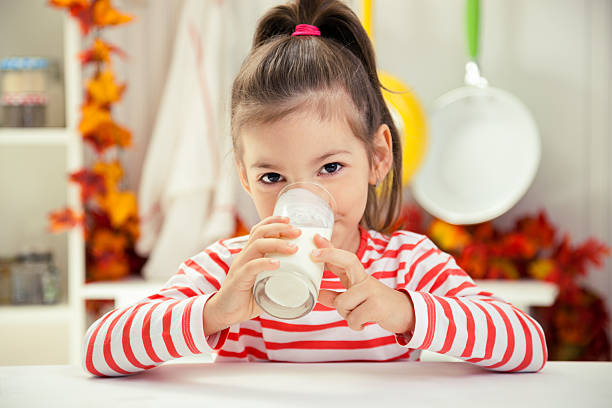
[48,208,84,233]
[69,168,106,202]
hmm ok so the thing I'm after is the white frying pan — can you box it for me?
[412,0,540,225]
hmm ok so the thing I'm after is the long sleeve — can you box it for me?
[81,239,238,377]
[394,234,548,372]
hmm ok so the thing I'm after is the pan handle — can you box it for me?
[466,0,480,61]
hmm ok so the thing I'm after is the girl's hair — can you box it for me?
[230,0,403,233]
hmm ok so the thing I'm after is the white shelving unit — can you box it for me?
[0,11,84,366]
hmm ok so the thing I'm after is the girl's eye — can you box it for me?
[320,162,343,175]
[259,173,284,184]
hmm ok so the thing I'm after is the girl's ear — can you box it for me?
[235,158,252,195]
[369,123,393,185]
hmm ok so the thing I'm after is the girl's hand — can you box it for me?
[204,216,301,335]
[311,234,415,334]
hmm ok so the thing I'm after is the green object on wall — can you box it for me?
[466,0,479,60]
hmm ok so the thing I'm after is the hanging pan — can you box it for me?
[412,0,540,225]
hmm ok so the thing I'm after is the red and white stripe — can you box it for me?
[83,227,547,376]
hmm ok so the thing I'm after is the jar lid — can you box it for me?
[1,93,48,106]
[1,57,48,71]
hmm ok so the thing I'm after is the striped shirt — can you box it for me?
[82,226,547,376]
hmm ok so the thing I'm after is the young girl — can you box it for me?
[83,0,547,376]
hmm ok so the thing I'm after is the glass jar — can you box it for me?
[10,250,60,305]
[0,57,48,127]
[0,257,13,305]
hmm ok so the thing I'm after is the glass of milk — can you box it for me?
[253,182,336,319]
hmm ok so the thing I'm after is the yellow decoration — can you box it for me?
[79,103,111,135]
[379,72,427,185]
[93,160,123,189]
[529,259,555,280]
[428,219,471,252]
[100,190,138,228]
[87,69,124,105]
[361,0,427,186]
[92,0,133,27]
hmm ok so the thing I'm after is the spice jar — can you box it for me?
[1,57,48,127]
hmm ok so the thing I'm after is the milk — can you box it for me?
[263,226,332,308]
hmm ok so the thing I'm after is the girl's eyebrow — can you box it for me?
[251,149,351,170]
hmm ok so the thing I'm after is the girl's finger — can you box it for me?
[311,235,367,288]
[345,299,378,331]
[252,216,290,230]
[333,280,371,315]
[250,222,301,241]
[242,237,299,261]
[248,216,289,240]
[317,289,340,309]
[234,257,281,290]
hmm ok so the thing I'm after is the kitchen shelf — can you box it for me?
[475,279,558,309]
[81,277,162,308]
[0,303,71,322]
[81,277,558,312]
[0,128,74,145]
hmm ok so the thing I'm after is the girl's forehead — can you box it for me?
[240,111,363,166]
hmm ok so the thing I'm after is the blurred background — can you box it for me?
[0,0,610,366]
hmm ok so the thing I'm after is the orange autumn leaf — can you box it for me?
[48,0,89,7]
[83,120,132,153]
[89,229,130,280]
[91,228,127,255]
[428,219,471,252]
[120,217,140,241]
[498,232,538,259]
[529,258,557,281]
[92,0,132,27]
[99,190,138,228]
[79,103,132,153]
[457,243,488,279]
[110,121,132,148]
[79,38,126,66]
[87,69,125,105]
[48,207,84,232]
[48,0,94,34]
[93,160,123,189]
[516,210,556,249]
[87,258,129,281]
[79,103,111,135]
[487,258,520,280]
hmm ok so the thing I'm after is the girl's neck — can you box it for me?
[333,224,362,255]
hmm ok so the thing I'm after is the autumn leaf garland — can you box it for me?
[48,0,143,281]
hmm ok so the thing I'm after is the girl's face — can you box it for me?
[236,108,392,253]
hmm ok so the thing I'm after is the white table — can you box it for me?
[1,361,609,407]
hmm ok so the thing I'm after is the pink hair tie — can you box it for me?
[291,24,321,36]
